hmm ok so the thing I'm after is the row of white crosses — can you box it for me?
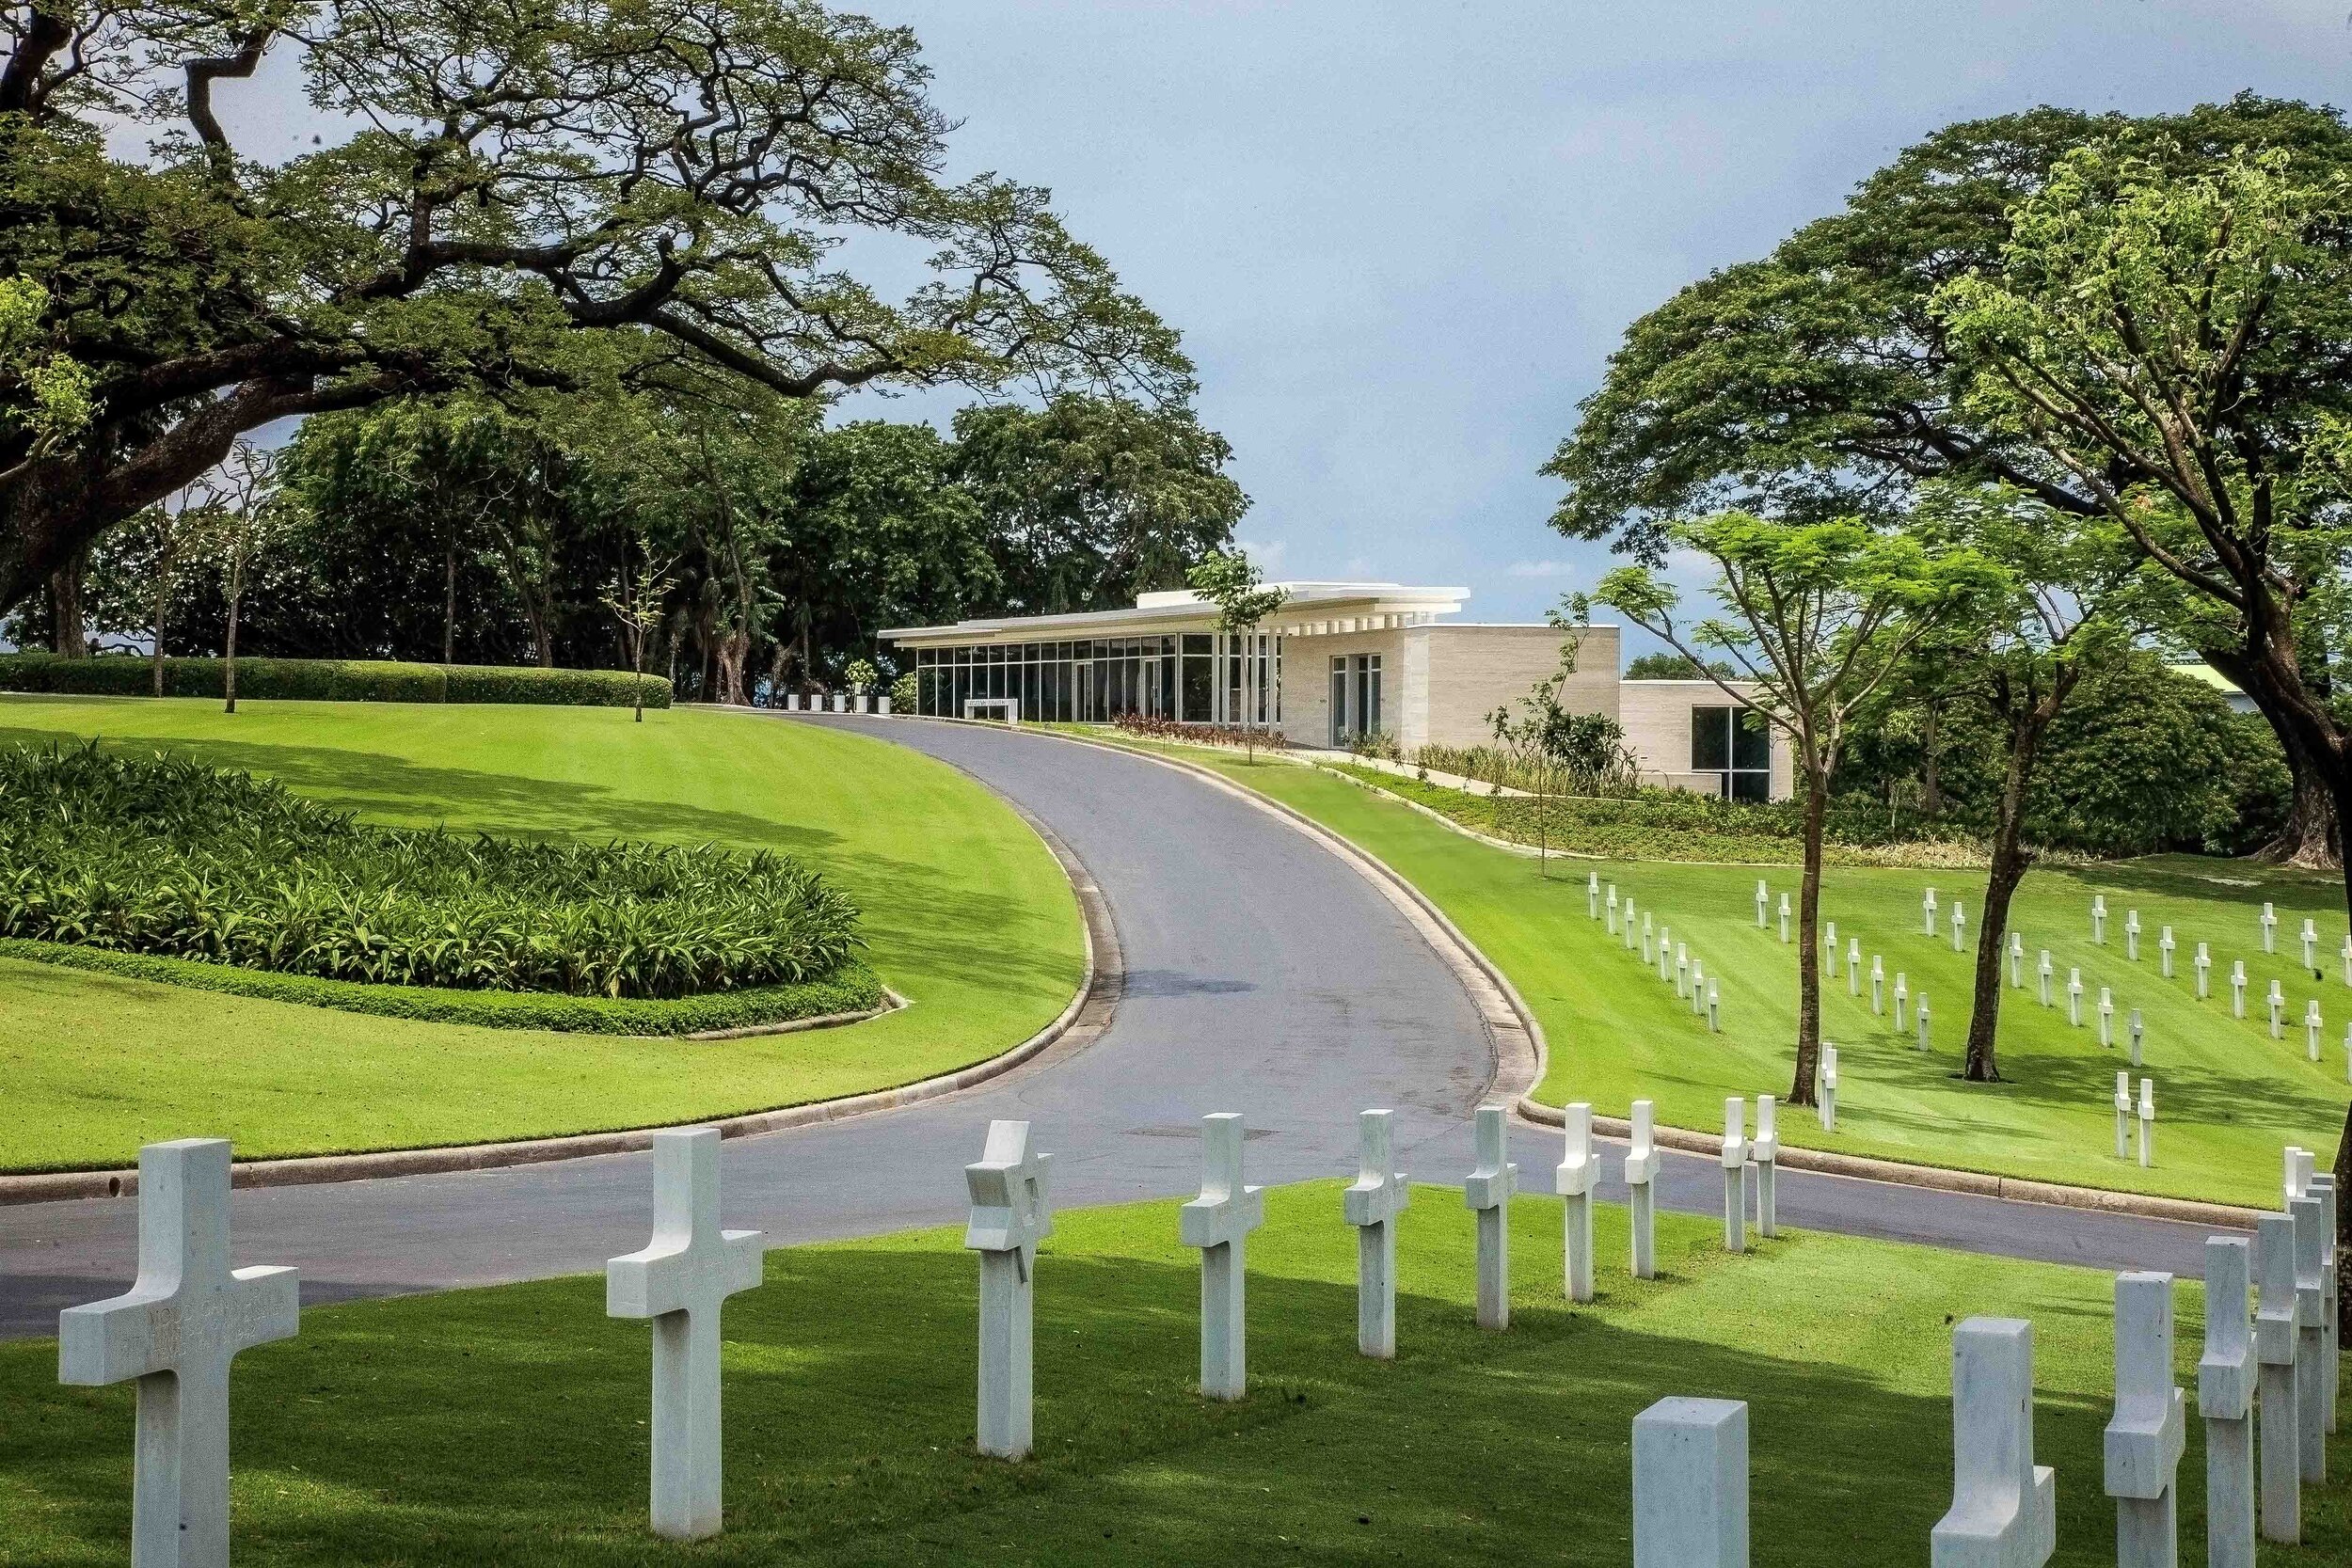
[1595,872,1721,1031]
[1922,885,1969,952]
[2103,894,2351,1080]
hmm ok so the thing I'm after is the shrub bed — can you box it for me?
[1111,714,1291,751]
[0,653,669,708]
[0,745,860,1000]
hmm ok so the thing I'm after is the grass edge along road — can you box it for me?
[6,1183,2344,1566]
[1075,731,2347,1210]
[0,699,1084,1173]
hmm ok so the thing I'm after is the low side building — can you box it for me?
[882,580,1788,800]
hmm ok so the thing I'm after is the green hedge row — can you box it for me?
[0,653,670,708]
[0,939,887,1035]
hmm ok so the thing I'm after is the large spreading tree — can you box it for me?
[0,0,1190,620]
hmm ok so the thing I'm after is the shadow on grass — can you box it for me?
[8,1211,2313,1568]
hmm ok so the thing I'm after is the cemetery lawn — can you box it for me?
[3,1183,2345,1566]
[0,699,1083,1173]
[1096,739,2348,1209]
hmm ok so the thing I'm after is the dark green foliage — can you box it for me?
[0,654,669,707]
[0,938,882,1036]
[0,746,858,998]
[1622,652,1737,680]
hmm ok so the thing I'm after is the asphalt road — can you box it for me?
[0,715,2227,1339]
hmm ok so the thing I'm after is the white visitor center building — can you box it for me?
[883,580,1791,800]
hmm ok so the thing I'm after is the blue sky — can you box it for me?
[835,1,2352,648]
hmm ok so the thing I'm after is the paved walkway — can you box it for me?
[0,716,2222,1338]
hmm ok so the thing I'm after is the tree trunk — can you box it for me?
[150,567,171,698]
[2207,643,2340,869]
[222,548,244,715]
[46,553,87,657]
[1788,773,1825,1107]
[715,628,749,705]
[1920,699,1943,824]
[442,541,457,665]
[1964,679,2069,1082]
[630,615,647,724]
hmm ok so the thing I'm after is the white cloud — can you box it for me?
[1235,538,1291,576]
[1505,560,1577,580]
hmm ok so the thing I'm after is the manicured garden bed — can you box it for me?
[0,699,1084,1171]
[0,653,670,706]
[5,1184,2340,1565]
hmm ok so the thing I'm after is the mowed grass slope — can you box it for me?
[1101,743,2346,1207]
[3,1186,2343,1566]
[0,699,1083,1172]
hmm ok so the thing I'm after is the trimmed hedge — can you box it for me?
[0,939,887,1035]
[0,653,670,708]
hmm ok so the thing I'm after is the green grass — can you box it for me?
[0,699,1084,1172]
[1087,736,2348,1207]
[3,1185,2343,1565]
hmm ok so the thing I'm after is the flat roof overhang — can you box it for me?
[882,584,1472,649]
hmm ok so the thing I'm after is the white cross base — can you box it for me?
[1343,1110,1411,1357]
[606,1127,764,1541]
[58,1139,299,1568]
[1555,1102,1597,1303]
[1633,1398,1748,1568]
[1463,1105,1518,1328]
[2199,1237,2255,1568]
[2254,1213,2303,1544]
[1624,1099,1659,1279]
[2104,1271,2186,1568]
[1180,1113,1264,1400]
[1931,1317,2056,1568]
[965,1118,1054,1459]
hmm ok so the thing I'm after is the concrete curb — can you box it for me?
[1055,728,2265,1235]
[0,793,1119,1208]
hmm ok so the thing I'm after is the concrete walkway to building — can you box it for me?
[0,715,2222,1339]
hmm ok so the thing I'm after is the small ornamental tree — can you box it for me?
[205,443,287,715]
[602,535,675,723]
[845,658,879,695]
[1185,548,1287,760]
[1583,513,1998,1105]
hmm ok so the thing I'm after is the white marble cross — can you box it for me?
[2158,927,2174,978]
[2127,1008,2143,1068]
[1917,992,1932,1051]
[1848,938,1862,996]
[2104,1271,2185,1568]
[2304,1001,2323,1063]
[1819,1044,1838,1132]
[2232,960,2248,1019]
[1707,981,1721,1031]
[1690,958,1707,1014]
[2124,909,2140,961]
[1588,870,1600,919]
[1777,892,1790,944]
[1749,1095,1779,1238]
[2289,1194,2327,1482]
[1464,1105,1518,1330]
[2137,1079,2154,1167]
[2195,943,2211,999]
[1623,895,1638,950]
[1343,1109,1410,1358]
[1931,1316,2057,1568]
[2265,979,2284,1039]
[1826,919,1838,975]
[1895,971,1911,1030]
[2093,894,2108,945]
[1555,1102,1597,1303]
[1676,943,1690,998]
[964,1118,1054,1459]
[1872,955,1885,1015]
[2009,932,2025,989]
[1925,885,1939,936]
[2254,1212,2303,1543]
[2309,1175,2339,1435]
[606,1127,765,1541]
[1755,878,1769,927]
[1633,1397,1747,1568]
[1719,1097,1747,1255]
[2199,1235,2255,1568]
[1607,883,1620,934]
[2260,901,2277,954]
[2067,968,2084,1027]
[1952,900,1966,952]
[1625,1098,1659,1279]
[2038,950,2053,1007]
[2299,918,2317,970]
[1657,924,1674,983]
[2112,1072,2132,1161]
[57,1139,299,1568]
[2341,932,2351,986]
[2097,988,2114,1048]
[1180,1113,1264,1401]
[1642,911,1656,965]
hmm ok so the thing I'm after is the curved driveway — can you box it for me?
[0,716,2222,1338]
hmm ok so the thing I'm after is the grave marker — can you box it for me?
[1588,871,1600,919]
[2198,1236,2256,1568]
[1641,911,1655,965]
[1778,892,1790,944]
[1625,1099,1658,1279]
[607,1127,766,1540]
[2309,1175,2338,1433]
[2196,943,2211,999]
[1607,884,1620,934]
[2112,1072,2131,1160]
[1343,1110,1410,1358]
[2254,1213,2302,1543]
[1658,925,1673,984]
[1872,956,1885,1016]
[2123,910,2140,962]
[56,1139,299,1568]
[1690,959,1707,1015]
[1930,1317,2057,1568]
[1555,1103,1596,1304]
[2300,917,2318,970]
[1634,1398,1748,1568]
[1676,943,1691,998]
[2137,1079,2154,1167]
[1819,1043,1839,1132]
[1918,992,1931,1051]
[1895,973,1910,1032]
[1624,895,1638,951]
[2230,961,2246,1019]
[2260,901,2277,954]
[1463,1105,1518,1330]
[2265,979,2283,1040]
[1720,1098,1747,1255]
[1952,900,1966,953]
[964,1118,1054,1459]
[2342,931,2351,986]
[1826,920,1838,976]
[2067,968,2084,1027]
[2038,950,2054,1007]
[1848,937,1862,996]
[1925,885,1939,936]
[2097,989,2114,1048]
[1755,878,1768,928]
[2158,927,2174,978]
[1179,1113,1264,1402]
[2127,1008,2143,1068]
[2093,894,2108,944]
[2103,1272,2185,1568]
[1707,982,1721,1031]
[2290,1195,2327,1481]
[1749,1095,1779,1238]
[2009,932,2024,989]
[2305,1000,2323,1063]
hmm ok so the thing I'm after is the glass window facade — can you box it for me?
[1328,654,1383,746]
[1692,705,1772,800]
[914,633,1279,724]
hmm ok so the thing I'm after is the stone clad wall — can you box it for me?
[1275,629,1406,748]
[1411,625,1618,752]
[1618,678,1794,800]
